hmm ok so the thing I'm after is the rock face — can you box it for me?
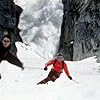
[60,0,100,61]
[0,0,23,55]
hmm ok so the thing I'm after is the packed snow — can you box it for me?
[0,42,100,100]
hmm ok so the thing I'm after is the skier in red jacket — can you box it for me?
[37,53,72,85]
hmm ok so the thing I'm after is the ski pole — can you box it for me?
[72,79,79,84]
[24,66,44,70]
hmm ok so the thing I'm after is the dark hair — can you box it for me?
[2,35,11,41]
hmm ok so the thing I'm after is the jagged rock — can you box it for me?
[0,0,16,29]
[60,0,100,61]
[0,0,23,55]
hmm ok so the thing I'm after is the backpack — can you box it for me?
[53,59,64,69]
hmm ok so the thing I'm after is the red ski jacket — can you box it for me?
[45,59,71,77]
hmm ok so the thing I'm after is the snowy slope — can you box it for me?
[0,42,100,100]
[2,1,99,100]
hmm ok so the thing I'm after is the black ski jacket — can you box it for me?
[0,42,23,69]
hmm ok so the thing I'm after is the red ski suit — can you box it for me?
[45,59,71,77]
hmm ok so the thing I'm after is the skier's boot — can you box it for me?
[37,80,44,85]
[37,77,50,85]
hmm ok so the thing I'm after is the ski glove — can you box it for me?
[68,76,72,80]
[44,67,47,71]
[21,66,24,70]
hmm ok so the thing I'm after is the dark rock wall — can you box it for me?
[60,0,100,61]
[0,0,23,55]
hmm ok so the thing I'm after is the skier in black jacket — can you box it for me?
[0,34,24,79]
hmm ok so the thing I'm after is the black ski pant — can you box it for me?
[37,70,60,84]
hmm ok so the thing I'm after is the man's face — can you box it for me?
[2,37,11,48]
